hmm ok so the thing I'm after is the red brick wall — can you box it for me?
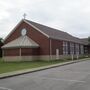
[4,23,23,44]
[21,48,40,56]
[4,49,20,56]
[51,39,63,55]
[4,21,50,56]
[3,48,40,56]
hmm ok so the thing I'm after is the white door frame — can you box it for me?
[56,49,59,59]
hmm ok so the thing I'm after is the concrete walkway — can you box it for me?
[0,58,90,79]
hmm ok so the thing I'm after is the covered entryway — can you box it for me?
[2,36,40,61]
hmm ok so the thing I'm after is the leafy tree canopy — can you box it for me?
[88,36,90,44]
[0,38,3,44]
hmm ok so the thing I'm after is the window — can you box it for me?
[63,41,68,55]
[70,42,74,55]
[84,46,88,54]
[75,44,79,55]
[21,28,27,36]
[80,45,84,54]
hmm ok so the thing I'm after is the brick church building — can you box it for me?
[2,19,86,61]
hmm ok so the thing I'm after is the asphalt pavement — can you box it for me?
[0,60,90,90]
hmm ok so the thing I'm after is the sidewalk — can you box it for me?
[0,58,90,79]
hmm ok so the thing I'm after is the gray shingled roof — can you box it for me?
[26,20,85,44]
[81,38,89,45]
[2,36,39,48]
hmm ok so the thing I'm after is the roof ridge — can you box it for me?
[25,19,81,39]
[25,19,85,44]
[25,19,66,33]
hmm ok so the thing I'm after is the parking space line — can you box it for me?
[39,77,85,83]
[0,87,13,90]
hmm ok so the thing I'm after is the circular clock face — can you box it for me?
[21,28,27,36]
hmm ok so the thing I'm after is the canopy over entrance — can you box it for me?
[2,36,39,49]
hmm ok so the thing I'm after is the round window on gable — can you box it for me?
[21,28,27,36]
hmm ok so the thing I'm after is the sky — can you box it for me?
[0,0,90,39]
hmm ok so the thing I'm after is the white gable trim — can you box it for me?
[4,19,49,42]
[4,19,24,42]
[23,20,49,38]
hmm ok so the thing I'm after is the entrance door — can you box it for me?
[56,49,59,59]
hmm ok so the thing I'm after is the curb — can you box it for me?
[0,58,89,79]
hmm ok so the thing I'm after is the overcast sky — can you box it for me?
[0,0,90,39]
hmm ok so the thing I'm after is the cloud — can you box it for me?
[0,0,90,38]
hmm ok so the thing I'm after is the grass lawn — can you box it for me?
[0,59,68,74]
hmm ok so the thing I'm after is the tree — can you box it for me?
[0,38,3,43]
[0,38,3,57]
[88,37,90,45]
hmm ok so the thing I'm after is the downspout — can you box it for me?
[20,48,21,60]
[50,38,52,60]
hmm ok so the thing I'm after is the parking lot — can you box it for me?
[0,60,90,90]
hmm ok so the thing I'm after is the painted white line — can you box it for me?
[39,77,85,83]
[0,87,13,90]
[65,70,90,74]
